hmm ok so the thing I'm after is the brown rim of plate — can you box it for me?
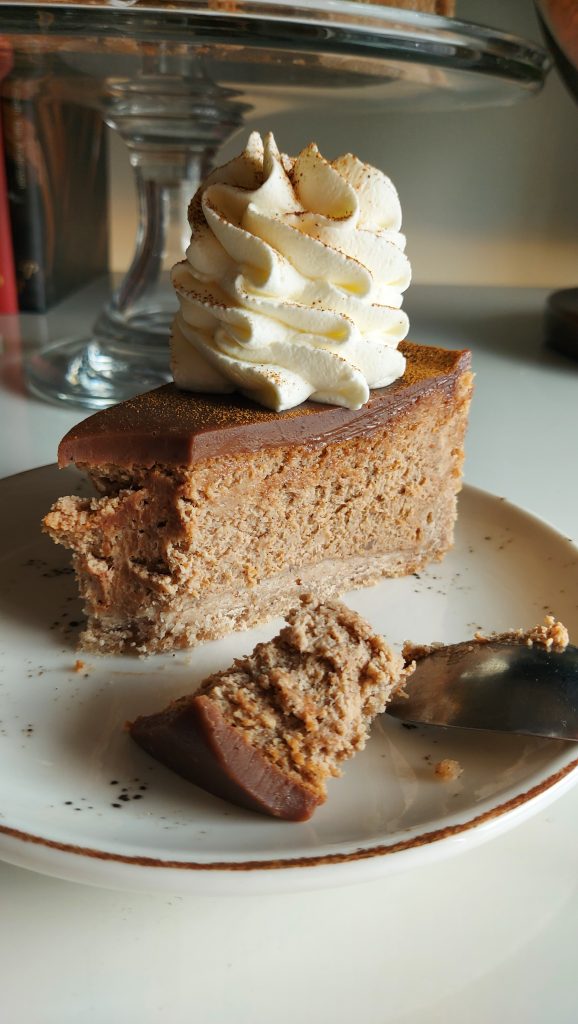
[1,755,577,872]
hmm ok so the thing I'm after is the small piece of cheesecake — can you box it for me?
[43,340,472,654]
[129,598,411,821]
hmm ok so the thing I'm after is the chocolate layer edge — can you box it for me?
[58,341,472,469]
[130,695,322,822]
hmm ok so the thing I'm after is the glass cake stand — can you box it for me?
[0,0,551,409]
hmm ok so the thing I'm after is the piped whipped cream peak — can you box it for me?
[171,132,411,412]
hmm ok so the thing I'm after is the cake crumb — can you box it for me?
[130,598,409,821]
[403,617,569,666]
[402,640,444,663]
[434,758,463,781]
[474,616,569,653]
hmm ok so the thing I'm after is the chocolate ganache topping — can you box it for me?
[58,343,471,470]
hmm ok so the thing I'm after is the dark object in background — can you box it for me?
[0,39,17,314]
[535,0,578,359]
[544,288,578,360]
[1,56,108,312]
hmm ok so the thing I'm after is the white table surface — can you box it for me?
[1,283,577,1023]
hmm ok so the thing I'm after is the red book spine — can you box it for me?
[0,38,17,314]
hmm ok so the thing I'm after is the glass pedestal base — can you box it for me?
[25,329,172,410]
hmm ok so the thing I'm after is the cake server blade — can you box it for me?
[387,642,578,741]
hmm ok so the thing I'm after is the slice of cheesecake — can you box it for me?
[43,341,473,654]
[129,598,411,821]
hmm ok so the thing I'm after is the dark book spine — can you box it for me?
[1,61,109,312]
[0,40,17,314]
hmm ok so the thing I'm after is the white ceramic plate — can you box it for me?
[0,465,577,895]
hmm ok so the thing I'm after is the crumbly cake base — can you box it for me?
[82,541,449,655]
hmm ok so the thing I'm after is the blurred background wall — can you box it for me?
[107,0,578,288]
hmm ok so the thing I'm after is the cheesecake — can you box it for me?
[44,340,472,653]
[129,597,411,820]
[43,132,472,653]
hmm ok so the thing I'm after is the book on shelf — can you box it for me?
[1,52,109,312]
[0,38,17,314]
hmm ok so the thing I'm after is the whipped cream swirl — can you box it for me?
[171,132,411,411]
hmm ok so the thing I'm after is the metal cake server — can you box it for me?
[387,641,578,741]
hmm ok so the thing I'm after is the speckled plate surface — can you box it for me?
[0,465,577,895]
